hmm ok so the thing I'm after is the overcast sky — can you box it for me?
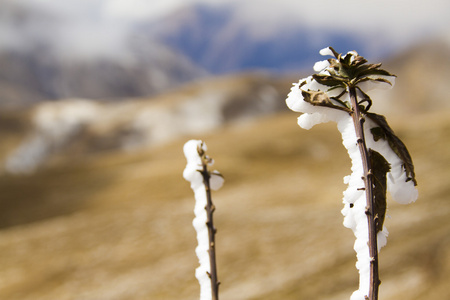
[102,0,450,49]
[19,0,450,30]
[5,0,450,59]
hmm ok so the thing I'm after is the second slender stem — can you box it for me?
[201,164,220,300]
[348,86,380,300]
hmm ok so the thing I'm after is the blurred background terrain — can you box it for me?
[0,0,449,299]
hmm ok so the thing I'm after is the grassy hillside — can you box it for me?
[0,107,448,300]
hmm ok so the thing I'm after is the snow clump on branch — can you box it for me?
[183,140,223,300]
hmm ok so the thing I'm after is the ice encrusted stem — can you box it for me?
[286,47,418,300]
[183,140,223,300]
[348,87,379,300]
[199,160,220,300]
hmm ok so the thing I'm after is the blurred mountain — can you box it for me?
[0,72,292,174]
[382,40,450,114]
[358,40,450,118]
[0,0,208,107]
[149,2,365,74]
[0,42,207,107]
[1,40,450,174]
[0,0,412,108]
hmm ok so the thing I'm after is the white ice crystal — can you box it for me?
[313,59,331,72]
[319,46,335,57]
[286,48,418,300]
[183,140,223,300]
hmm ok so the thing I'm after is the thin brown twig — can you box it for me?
[200,162,220,300]
[348,86,380,300]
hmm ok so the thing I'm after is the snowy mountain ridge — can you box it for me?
[0,0,208,107]
[1,0,449,107]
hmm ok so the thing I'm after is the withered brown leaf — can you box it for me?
[367,112,417,186]
[369,149,391,233]
[301,89,352,113]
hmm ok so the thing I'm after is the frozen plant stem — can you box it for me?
[348,86,379,300]
[183,140,224,300]
[286,47,418,300]
[200,161,220,300]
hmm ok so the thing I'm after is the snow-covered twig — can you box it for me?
[348,85,380,299]
[183,140,224,300]
[286,47,418,300]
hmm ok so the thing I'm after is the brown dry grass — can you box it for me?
[0,107,449,300]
